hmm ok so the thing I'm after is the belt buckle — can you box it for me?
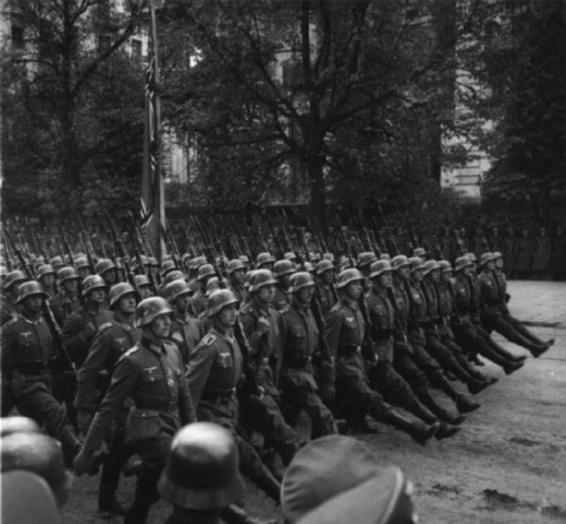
[356,345,362,353]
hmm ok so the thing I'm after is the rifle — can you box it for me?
[208,250,262,397]
[57,223,75,267]
[453,228,468,256]
[76,215,97,274]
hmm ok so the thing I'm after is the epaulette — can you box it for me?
[279,305,291,314]
[97,322,113,333]
[329,303,341,314]
[123,345,140,357]
[201,333,217,346]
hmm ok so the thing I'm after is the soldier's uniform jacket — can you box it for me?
[492,268,511,315]
[61,305,113,367]
[83,333,195,451]
[228,282,246,305]
[420,279,441,335]
[478,270,501,317]
[451,274,474,324]
[436,280,457,339]
[74,315,141,410]
[366,288,395,362]
[1,313,58,387]
[186,328,243,409]
[273,287,290,313]
[50,292,81,326]
[324,299,367,381]
[240,299,281,395]
[391,277,410,339]
[316,282,337,317]
[278,302,320,392]
[405,279,427,345]
[189,291,207,318]
[466,274,482,323]
[169,312,204,367]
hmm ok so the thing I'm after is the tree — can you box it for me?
[160,0,489,226]
[2,0,145,216]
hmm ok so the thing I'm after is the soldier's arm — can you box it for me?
[177,361,197,424]
[82,356,139,453]
[185,339,216,408]
[74,330,112,410]
[239,311,267,358]
[61,314,96,365]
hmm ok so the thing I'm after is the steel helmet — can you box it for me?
[190,255,207,271]
[239,254,250,265]
[248,269,278,293]
[454,256,472,272]
[479,252,496,267]
[466,252,477,263]
[226,258,245,275]
[391,255,410,271]
[133,255,149,269]
[380,253,391,261]
[134,274,152,289]
[74,256,90,270]
[148,256,159,267]
[370,260,393,279]
[96,258,116,275]
[356,251,377,268]
[161,259,177,276]
[16,281,47,303]
[255,252,274,267]
[36,264,55,279]
[163,270,186,285]
[492,251,503,260]
[207,289,239,317]
[284,251,297,262]
[197,264,216,281]
[158,422,244,510]
[205,277,220,297]
[135,296,173,327]
[413,247,427,258]
[109,282,136,308]
[4,270,27,291]
[57,266,79,283]
[322,252,334,262]
[289,271,315,293]
[273,259,295,278]
[81,275,106,297]
[315,259,334,275]
[438,260,453,273]
[408,257,425,274]
[49,256,64,270]
[163,279,192,304]
[336,268,364,289]
[0,416,40,437]
[422,260,440,276]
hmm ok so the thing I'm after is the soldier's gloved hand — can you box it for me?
[76,409,93,434]
[73,449,94,476]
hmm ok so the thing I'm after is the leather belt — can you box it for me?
[201,388,237,401]
[337,345,361,357]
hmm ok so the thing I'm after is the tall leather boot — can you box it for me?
[378,407,439,445]
[430,370,481,414]
[416,389,466,425]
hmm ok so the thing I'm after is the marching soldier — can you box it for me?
[324,268,439,443]
[239,269,301,466]
[226,258,247,304]
[1,269,27,325]
[1,281,82,457]
[255,252,275,271]
[314,259,337,317]
[37,264,57,299]
[190,264,217,317]
[51,266,81,326]
[96,259,118,291]
[61,275,113,368]
[134,274,155,299]
[365,260,460,439]
[74,282,141,516]
[74,296,196,524]
[74,256,92,282]
[186,289,281,502]
[164,278,205,367]
[278,272,336,438]
[272,259,294,312]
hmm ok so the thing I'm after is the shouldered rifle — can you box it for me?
[57,223,75,266]
[76,215,97,274]
[454,228,467,256]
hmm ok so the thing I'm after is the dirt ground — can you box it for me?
[62,280,566,524]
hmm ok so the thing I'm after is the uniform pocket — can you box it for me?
[125,408,162,443]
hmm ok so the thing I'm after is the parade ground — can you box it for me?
[63,280,566,524]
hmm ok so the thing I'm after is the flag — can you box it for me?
[141,0,165,262]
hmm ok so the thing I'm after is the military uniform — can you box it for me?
[278,301,335,438]
[82,333,196,524]
[189,291,207,317]
[1,313,76,445]
[61,305,113,367]
[169,312,204,367]
[239,298,300,466]
[1,294,19,325]
[273,287,290,312]
[186,328,281,502]
[50,291,81,326]
[316,281,337,317]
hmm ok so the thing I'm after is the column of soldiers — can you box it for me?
[0,220,556,524]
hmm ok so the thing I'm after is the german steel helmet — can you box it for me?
[57,266,79,283]
[49,256,64,269]
[81,275,106,297]
[74,256,90,269]
[413,247,427,258]
[36,264,55,279]
[0,416,40,437]
[16,281,47,303]
[109,282,136,308]
[197,263,216,281]
[315,259,334,275]
[96,258,116,275]
[390,255,410,271]
[158,422,244,510]
[248,269,278,293]
[4,270,27,290]
[273,259,295,278]
[454,255,472,272]
[336,268,364,289]
[164,270,185,285]
[370,260,393,279]
[422,260,440,276]
[134,274,152,288]
[438,260,453,273]
[164,279,192,303]
[479,252,496,267]
[135,296,173,327]
[289,271,315,293]
[466,252,477,263]
[226,258,245,274]
[161,259,177,276]
[255,252,275,267]
[207,289,239,317]
[408,257,425,273]
[205,277,220,297]
[356,251,377,268]
[284,251,297,262]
